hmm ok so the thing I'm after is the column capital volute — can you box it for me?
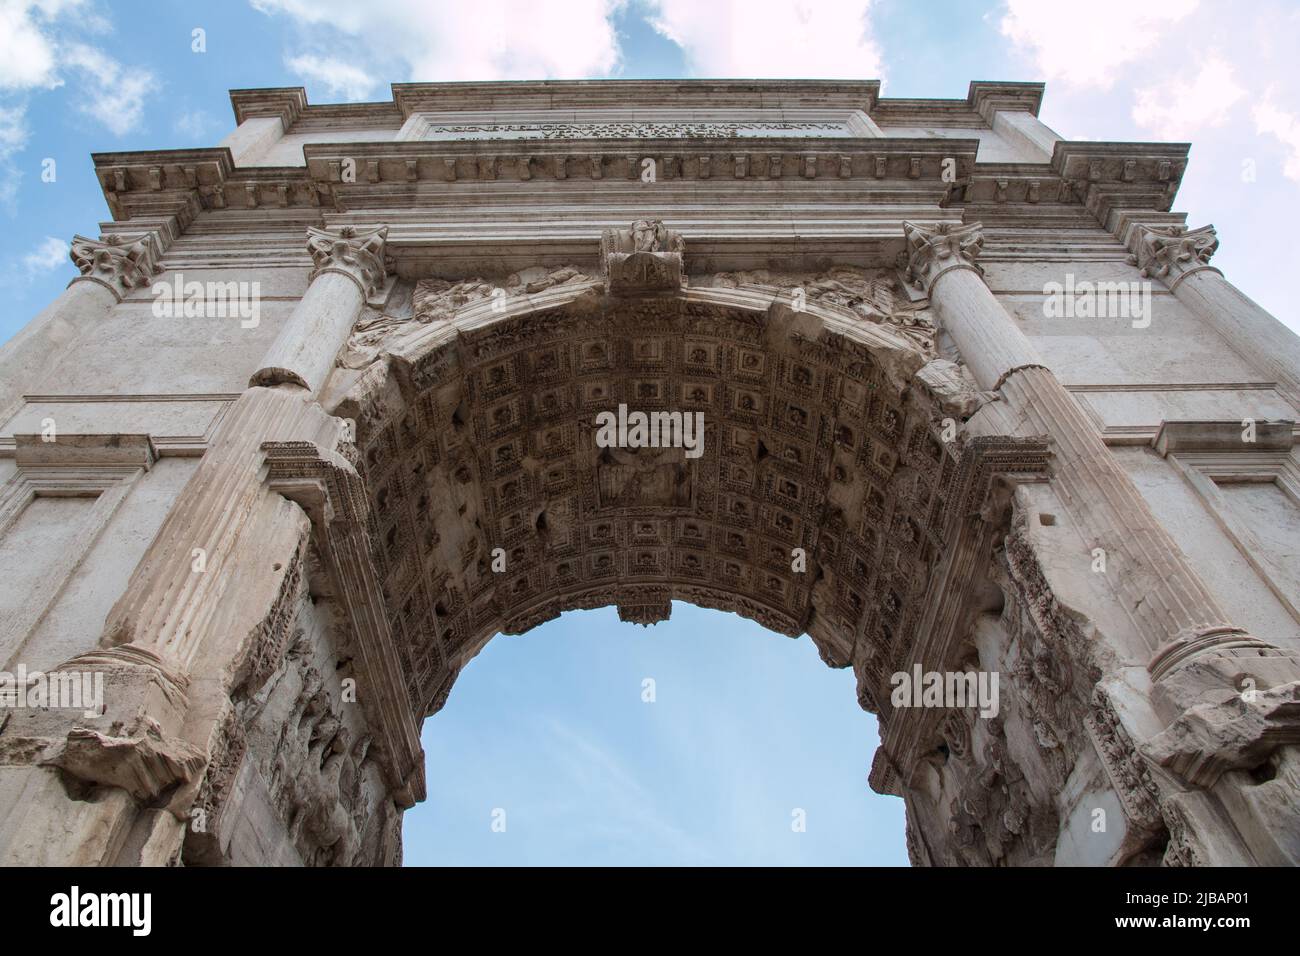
[902,220,986,295]
[306,224,390,301]
[1127,223,1222,291]
[68,232,163,302]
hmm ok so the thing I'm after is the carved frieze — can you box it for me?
[701,267,937,354]
[419,121,849,140]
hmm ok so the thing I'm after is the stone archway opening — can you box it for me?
[327,231,1034,815]
[398,601,910,865]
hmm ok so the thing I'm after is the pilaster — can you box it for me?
[1128,223,1300,410]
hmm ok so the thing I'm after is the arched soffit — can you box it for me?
[330,268,1027,718]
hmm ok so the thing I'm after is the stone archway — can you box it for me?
[329,229,1020,726]
[7,218,1297,869]
[297,223,1071,866]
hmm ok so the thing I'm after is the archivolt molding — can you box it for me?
[338,264,939,385]
[326,266,1049,721]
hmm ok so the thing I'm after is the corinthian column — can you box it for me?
[0,233,161,422]
[101,224,389,671]
[905,220,1300,864]
[1130,224,1300,409]
[903,221,1273,675]
[0,223,419,867]
[252,225,388,395]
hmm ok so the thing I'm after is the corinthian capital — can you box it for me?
[1128,224,1220,290]
[902,221,985,293]
[306,224,389,300]
[69,232,162,301]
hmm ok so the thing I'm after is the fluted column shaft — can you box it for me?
[904,221,1255,671]
[252,225,388,396]
[100,386,339,670]
[98,224,387,672]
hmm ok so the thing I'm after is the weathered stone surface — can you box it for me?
[1,78,1298,866]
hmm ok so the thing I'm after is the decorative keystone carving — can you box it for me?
[306,224,389,300]
[1128,224,1221,290]
[600,219,685,295]
[69,233,162,302]
[617,603,672,626]
[902,221,984,293]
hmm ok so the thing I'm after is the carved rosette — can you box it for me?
[601,219,685,294]
[306,224,389,300]
[902,220,985,293]
[69,232,163,301]
[1128,224,1220,290]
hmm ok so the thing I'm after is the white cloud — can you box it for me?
[0,103,28,209]
[22,235,67,275]
[0,1,155,149]
[999,0,1199,90]
[646,0,883,79]
[253,0,625,87]
[0,0,64,91]
[539,717,715,864]
[285,54,377,102]
[61,42,154,136]
[1254,100,1300,183]
[173,109,212,140]
[1131,53,1246,140]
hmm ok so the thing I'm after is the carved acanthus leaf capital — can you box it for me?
[902,220,985,293]
[1128,224,1220,289]
[69,232,163,301]
[601,219,685,294]
[306,224,389,300]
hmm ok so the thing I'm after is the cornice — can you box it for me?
[390,78,883,118]
[968,80,1045,120]
[229,87,308,130]
[1050,140,1190,220]
[869,81,1043,129]
[870,98,987,129]
[87,82,1198,250]
[301,134,979,192]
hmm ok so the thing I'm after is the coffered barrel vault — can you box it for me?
[0,79,1297,867]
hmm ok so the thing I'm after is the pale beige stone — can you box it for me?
[0,79,1297,867]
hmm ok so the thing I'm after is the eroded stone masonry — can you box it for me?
[0,80,1298,866]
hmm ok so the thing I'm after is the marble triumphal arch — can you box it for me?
[1,80,1298,866]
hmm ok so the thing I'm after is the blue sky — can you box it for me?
[2,0,1298,865]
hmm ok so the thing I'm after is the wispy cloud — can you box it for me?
[1131,53,1245,141]
[1254,99,1300,183]
[0,1,156,211]
[21,235,67,276]
[173,109,212,140]
[646,0,883,80]
[253,0,625,87]
[539,717,717,864]
[999,0,1198,90]
[61,40,154,136]
[284,54,377,102]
